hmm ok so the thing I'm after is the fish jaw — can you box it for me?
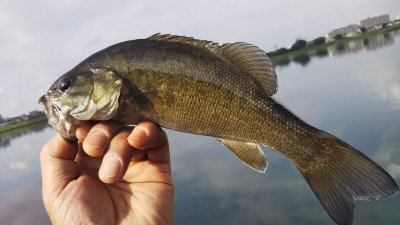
[39,94,78,141]
[39,95,59,125]
[53,112,78,141]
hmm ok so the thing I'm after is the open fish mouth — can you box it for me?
[39,95,59,125]
[39,94,77,141]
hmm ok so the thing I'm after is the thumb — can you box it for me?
[40,134,79,202]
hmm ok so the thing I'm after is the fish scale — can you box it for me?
[122,57,337,169]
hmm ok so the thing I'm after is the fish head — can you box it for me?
[39,68,123,140]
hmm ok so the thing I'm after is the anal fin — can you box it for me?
[216,138,267,173]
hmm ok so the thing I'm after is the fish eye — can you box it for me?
[59,78,72,92]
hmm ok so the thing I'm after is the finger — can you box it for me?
[45,134,79,160]
[127,121,170,164]
[127,122,165,149]
[82,121,125,157]
[99,129,136,183]
[76,122,94,142]
[76,123,93,157]
[40,134,79,199]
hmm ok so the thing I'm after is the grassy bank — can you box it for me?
[270,24,400,63]
[0,114,48,133]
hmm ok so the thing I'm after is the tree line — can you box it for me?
[267,36,327,57]
[0,110,44,126]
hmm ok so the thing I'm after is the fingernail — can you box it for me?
[99,155,121,179]
[85,130,108,148]
[129,127,147,143]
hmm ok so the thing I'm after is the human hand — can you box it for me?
[40,121,174,225]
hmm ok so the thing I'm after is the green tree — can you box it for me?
[334,34,344,40]
[309,37,326,46]
[268,47,290,56]
[290,39,307,51]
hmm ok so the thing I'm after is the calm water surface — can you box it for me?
[1,31,400,225]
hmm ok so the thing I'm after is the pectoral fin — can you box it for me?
[216,138,267,173]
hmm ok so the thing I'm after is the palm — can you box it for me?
[41,122,174,225]
[50,159,173,225]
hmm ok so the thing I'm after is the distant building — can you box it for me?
[345,24,361,36]
[359,14,390,30]
[326,28,345,40]
[326,24,360,40]
[326,14,391,40]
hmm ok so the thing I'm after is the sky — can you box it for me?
[0,0,399,117]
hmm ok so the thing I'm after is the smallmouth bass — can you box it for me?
[39,34,399,225]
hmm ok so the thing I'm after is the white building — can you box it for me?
[346,24,361,36]
[326,14,391,40]
[326,24,360,40]
[359,14,390,30]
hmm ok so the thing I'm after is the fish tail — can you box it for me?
[298,132,399,225]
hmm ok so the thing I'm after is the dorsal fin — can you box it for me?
[147,33,220,51]
[216,42,277,95]
[147,34,278,95]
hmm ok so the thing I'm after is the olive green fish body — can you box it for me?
[40,34,399,225]
[101,39,323,170]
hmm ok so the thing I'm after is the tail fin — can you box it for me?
[299,133,399,225]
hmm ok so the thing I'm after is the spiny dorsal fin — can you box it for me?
[147,34,278,96]
[216,138,267,173]
[147,33,220,51]
[216,42,278,96]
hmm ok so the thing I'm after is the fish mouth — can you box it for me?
[39,94,59,125]
[39,94,77,141]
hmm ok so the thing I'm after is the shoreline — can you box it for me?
[270,24,400,63]
[0,114,48,133]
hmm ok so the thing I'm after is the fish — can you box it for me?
[39,34,399,225]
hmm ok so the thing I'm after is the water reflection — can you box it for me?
[291,53,311,66]
[314,48,329,57]
[274,30,398,68]
[0,181,51,225]
[374,124,400,170]
[0,125,53,225]
[172,139,325,225]
[172,132,400,225]
[328,32,394,57]
[0,121,49,148]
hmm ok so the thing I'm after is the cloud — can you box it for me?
[9,161,28,171]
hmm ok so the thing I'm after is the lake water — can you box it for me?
[1,31,400,225]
